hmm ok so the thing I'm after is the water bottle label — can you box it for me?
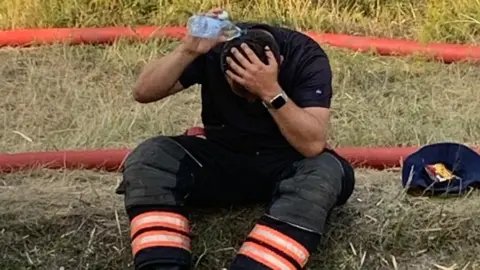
[187,12,243,40]
[188,15,222,38]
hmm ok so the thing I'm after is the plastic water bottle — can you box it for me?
[187,11,242,41]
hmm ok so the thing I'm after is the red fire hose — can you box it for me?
[1,26,480,63]
[0,147,423,173]
[1,127,479,173]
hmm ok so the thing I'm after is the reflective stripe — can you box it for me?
[249,224,309,267]
[238,241,296,270]
[131,230,191,256]
[130,211,189,237]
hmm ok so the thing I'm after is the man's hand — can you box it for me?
[180,8,228,55]
[225,42,331,157]
[225,43,281,101]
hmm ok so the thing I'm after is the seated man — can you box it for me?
[116,9,356,270]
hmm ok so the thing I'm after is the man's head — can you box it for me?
[220,28,283,100]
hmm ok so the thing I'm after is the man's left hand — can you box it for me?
[225,43,281,100]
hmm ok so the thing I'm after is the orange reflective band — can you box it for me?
[248,224,310,267]
[131,230,191,257]
[238,241,296,270]
[130,211,189,237]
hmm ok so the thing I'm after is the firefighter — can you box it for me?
[116,8,356,270]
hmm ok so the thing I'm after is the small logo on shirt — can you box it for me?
[315,89,323,95]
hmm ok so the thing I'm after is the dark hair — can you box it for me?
[220,28,281,75]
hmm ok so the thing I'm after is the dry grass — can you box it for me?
[1,39,480,269]
[1,41,479,152]
[1,0,480,44]
[2,169,480,270]
[1,1,480,268]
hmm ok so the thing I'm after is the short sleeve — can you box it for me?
[178,55,205,89]
[290,54,333,108]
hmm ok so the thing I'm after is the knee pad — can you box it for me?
[327,149,356,206]
[267,152,345,235]
[117,136,200,210]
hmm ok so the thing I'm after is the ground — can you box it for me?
[1,41,479,270]
[1,1,480,269]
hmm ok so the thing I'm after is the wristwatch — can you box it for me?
[262,91,288,110]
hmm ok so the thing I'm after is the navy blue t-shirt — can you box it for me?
[178,23,333,154]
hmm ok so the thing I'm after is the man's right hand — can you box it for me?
[133,8,228,103]
[179,8,228,55]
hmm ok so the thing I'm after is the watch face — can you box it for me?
[271,95,286,109]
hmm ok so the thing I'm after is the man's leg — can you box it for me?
[229,150,355,270]
[117,135,276,270]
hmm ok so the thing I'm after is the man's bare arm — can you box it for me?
[133,45,200,103]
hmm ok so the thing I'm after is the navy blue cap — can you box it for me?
[401,142,480,195]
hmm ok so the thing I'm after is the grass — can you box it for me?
[1,40,480,269]
[1,1,480,269]
[1,41,479,152]
[2,169,480,270]
[0,0,480,44]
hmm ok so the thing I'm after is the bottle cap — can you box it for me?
[217,10,229,20]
